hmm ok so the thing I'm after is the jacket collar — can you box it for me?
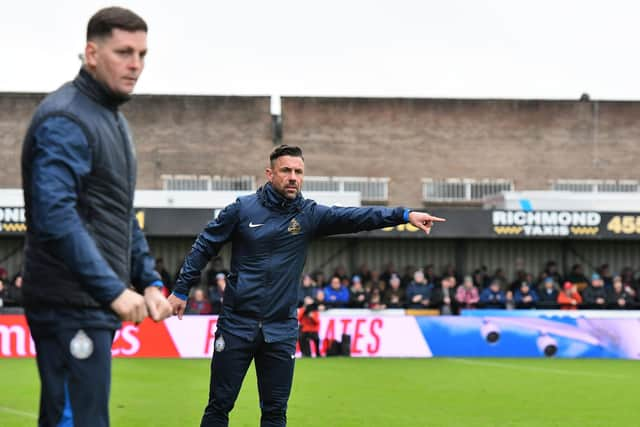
[73,68,130,111]
[257,182,303,213]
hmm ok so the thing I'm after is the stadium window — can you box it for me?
[551,179,639,193]
[304,176,390,202]
[161,175,255,191]
[422,178,513,202]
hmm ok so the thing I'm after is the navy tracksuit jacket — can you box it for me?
[173,182,410,426]
[174,182,409,342]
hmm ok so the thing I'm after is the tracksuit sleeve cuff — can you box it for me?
[148,280,164,288]
[403,208,412,222]
[172,291,188,301]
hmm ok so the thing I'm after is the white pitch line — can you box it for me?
[447,358,627,379]
[0,405,38,419]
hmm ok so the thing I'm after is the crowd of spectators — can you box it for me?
[0,268,23,308]
[2,258,639,314]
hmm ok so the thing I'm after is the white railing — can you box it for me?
[551,179,639,193]
[422,178,514,202]
[304,176,390,202]
[161,175,255,191]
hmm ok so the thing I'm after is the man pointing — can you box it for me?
[169,145,444,427]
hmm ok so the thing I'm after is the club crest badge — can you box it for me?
[214,335,225,352]
[70,329,94,360]
[288,218,301,235]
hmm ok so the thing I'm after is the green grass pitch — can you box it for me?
[1,357,639,426]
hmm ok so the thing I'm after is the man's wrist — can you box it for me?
[403,208,412,222]
[172,291,188,301]
[144,280,164,293]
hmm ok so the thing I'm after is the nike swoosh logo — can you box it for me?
[249,222,264,228]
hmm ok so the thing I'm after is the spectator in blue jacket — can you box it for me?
[167,145,445,427]
[406,270,433,309]
[20,8,172,427]
[479,279,507,308]
[537,277,559,307]
[514,281,539,309]
[348,275,368,308]
[324,275,350,308]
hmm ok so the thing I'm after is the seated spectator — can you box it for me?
[324,275,350,308]
[406,270,433,309]
[401,264,417,287]
[582,273,607,309]
[364,269,386,293]
[598,264,614,289]
[442,264,461,287]
[383,274,405,308]
[491,268,508,289]
[299,274,317,305]
[312,271,327,292]
[567,264,589,293]
[298,296,321,357]
[455,275,480,309]
[510,270,528,293]
[537,277,559,307]
[333,265,349,282]
[208,273,226,314]
[514,281,538,309]
[204,256,229,288]
[186,288,212,315]
[472,268,488,290]
[314,289,328,312]
[380,262,397,286]
[479,279,506,309]
[4,273,23,307]
[433,275,459,314]
[423,264,439,287]
[367,288,386,310]
[620,267,638,300]
[348,276,368,308]
[557,282,583,310]
[543,260,563,286]
[607,276,634,309]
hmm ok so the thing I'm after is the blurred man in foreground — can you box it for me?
[21,7,171,426]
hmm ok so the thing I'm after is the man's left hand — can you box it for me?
[144,286,173,322]
[408,211,446,235]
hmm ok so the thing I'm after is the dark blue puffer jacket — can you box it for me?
[174,182,408,342]
[21,69,160,329]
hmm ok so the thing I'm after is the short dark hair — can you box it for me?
[269,145,304,166]
[87,7,147,41]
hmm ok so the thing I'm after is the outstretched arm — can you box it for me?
[311,204,445,238]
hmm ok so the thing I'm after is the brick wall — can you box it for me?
[3,92,640,207]
[283,97,640,206]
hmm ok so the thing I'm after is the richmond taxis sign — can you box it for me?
[0,208,145,235]
[492,210,601,237]
[0,208,26,234]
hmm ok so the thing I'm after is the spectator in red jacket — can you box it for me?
[186,288,212,315]
[298,296,321,357]
[557,282,582,310]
